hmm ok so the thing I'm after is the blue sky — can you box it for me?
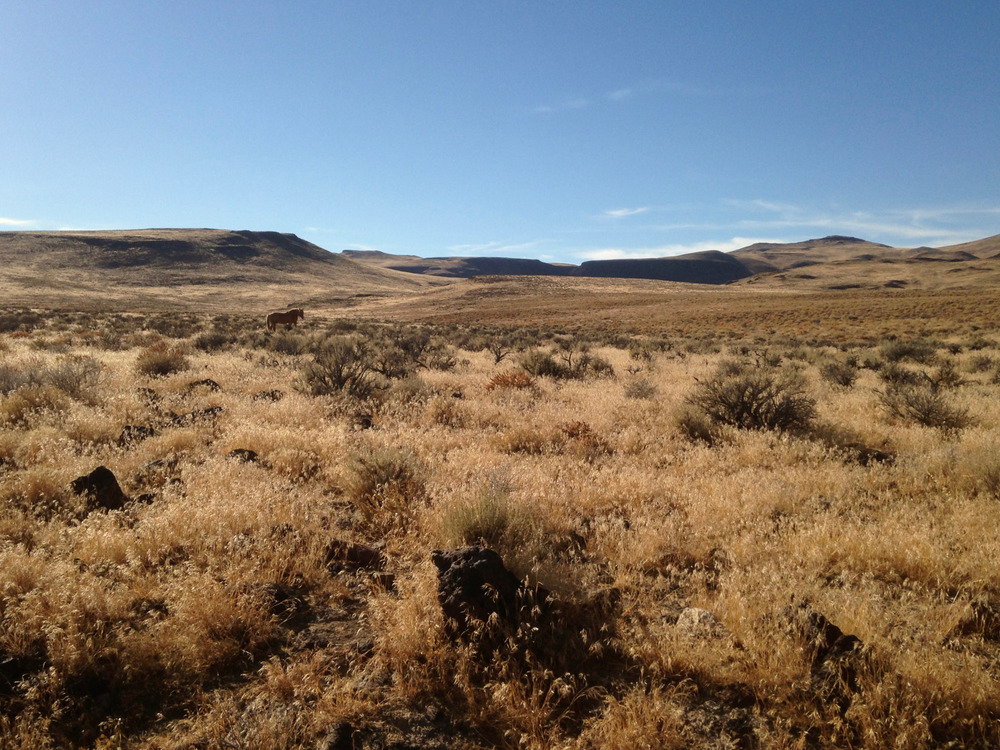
[3,2,999,262]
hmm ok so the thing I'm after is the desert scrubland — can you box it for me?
[1,301,999,748]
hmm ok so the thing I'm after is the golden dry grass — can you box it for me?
[0,302,999,748]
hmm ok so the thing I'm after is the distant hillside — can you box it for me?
[729,236,897,273]
[342,250,572,278]
[575,251,752,284]
[343,233,1000,290]
[344,248,753,285]
[0,229,438,311]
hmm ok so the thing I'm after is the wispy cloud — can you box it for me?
[579,237,781,261]
[534,97,591,114]
[727,199,1000,246]
[0,217,33,226]
[603,207,648,219]
[537,77,722,115]
[447,240,540,257]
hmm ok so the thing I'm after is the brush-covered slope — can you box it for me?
[0,229,438,311]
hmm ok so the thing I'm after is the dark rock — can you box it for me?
[370,572,396,591]
[252,389,284,402]
[69,466,129,513]
[317,721,355,750]
[131,457,180,490]
[676,607,726,638]
[117,424,157,447]
[232,581,310,623]
[432,546,523,642]
[186,378,221,392]
[1,652,42,694]
[171,405,224,426]
[227,448,259,464]
[324,539,386,572]
[781,602,865,705]
[855,447,895,466]
[137,387,159,404]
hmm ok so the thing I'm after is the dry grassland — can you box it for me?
[365,276,1000,343]
[0,302,998,748]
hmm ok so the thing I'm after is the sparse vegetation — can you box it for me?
[1,309,1000,748]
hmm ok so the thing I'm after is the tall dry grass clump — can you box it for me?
[135,342,189,376]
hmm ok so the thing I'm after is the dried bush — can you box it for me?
[345,445,426,528]
[930,360,963,389]
[301,337,380,399]
[520,349,571,379]
[486,371,536,391]
[879,384,970,430]
[966,354,996,374]
[441,473,532,554]
[879,362,924,387]
[0,385,70,427]
[687,362,816,433]
[675,406,718,444]
[820,359,858,388]
[0,310,41,333]
[193,329,233,351]
[0,361,34,395]
[267,332,310,356]
[135,343,189,377]
[881,338,938,364]
[44,355,104,401]
[495,427,552,455]
[624,378,658,400]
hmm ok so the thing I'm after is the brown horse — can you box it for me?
[266,308,304,331]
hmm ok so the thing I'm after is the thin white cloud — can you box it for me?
[0,217,33,226]
[603,207,648,219]
[608,87,633,101]
[446,240,539,257]
[534,97,590,114]
[728,199,1000,247]
[579,237,782,261]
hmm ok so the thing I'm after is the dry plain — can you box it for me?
[1,234,1000,748]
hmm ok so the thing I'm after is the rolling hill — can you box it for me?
[3,228,1000,315]
[0,229,441,311]
[344,233,1000,289]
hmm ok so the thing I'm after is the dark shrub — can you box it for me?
[879,384,969,431]
[687,361,816,433]
[301,337,380,399]
[193,330,232,352]
[135,343,189,377]
[520,350,571,379]
[880,338,937,365]
[820,359,858,388]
